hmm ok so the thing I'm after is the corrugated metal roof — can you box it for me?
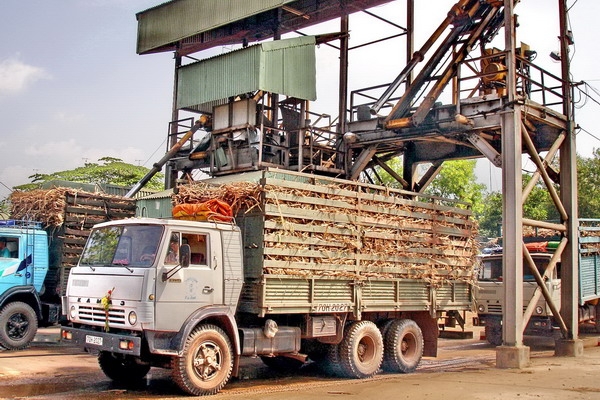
[177,36,316,109]
[136,0,394,55]
[136,0,295,55]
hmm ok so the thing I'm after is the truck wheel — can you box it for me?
[260,355,304,372]
[316,343,344,377]
[337,321,383,379]
[595,304,600,333]
[382,319,423,373]
[98,352,150,382]
[485,324,502,346]
[0,301,38,350]
[171,324,233,396]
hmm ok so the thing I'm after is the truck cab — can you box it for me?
[475,251,561,346]
[0,220,50,349]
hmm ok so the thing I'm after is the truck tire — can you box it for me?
[382,319,423,373]
[485,324,502,346]
[316,343,344,377]
[98,352,151,382]
[0,301,38,350]
[171,324,233,396]
[337,321,383,379]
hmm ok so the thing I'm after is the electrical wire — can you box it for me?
[575,82,600,108]
[0,181,13,193]
[142,137,168,167]
[578,126,600,144]
[567,0,579,12]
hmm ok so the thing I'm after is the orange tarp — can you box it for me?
[172,200,233,222]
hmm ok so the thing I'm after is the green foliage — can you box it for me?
[371,157,404,188]
[478,191,502,237]
[422,160,486,216]
[374,157,486,214]
[14,157,164,192]
[0,198,9,219]
[522,173,556,221]
[578,149,600,218]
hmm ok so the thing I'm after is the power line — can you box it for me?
[578,126,600,144]
[0,181,13,193]
[574,82,600,108]
[143,137,168,167]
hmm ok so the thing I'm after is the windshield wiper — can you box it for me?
[112,261,134,273]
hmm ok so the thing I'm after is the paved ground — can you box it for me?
[2,327,600,399]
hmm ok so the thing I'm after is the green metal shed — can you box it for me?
[176,36,316,110]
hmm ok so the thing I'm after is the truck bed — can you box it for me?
[175,169,478,318]
[238,275,472,317]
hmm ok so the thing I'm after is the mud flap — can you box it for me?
[411,312,438,357]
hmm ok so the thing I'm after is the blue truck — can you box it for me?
[0,188,136,349]
[0,220,56,349]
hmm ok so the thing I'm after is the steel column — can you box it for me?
[558,0,579,342]
[500,0,524,349]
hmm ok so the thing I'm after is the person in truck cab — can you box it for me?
[165,233,179,264]
[0,238,10,258]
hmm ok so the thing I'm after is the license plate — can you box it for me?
[85,335,103,346]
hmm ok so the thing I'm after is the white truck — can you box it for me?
[61,169,478,395]
[475,220,600,345]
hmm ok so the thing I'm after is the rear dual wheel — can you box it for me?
[337,321,384,378]
[380,319,423,373]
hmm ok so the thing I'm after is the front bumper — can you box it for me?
[61,326,143,356]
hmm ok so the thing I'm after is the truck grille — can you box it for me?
[78,305,126,325]
[487,304,502,313]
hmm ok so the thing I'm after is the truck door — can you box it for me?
[0,236,25,293]
[154,230,223,331]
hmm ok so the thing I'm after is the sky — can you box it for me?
[1,0,599,199]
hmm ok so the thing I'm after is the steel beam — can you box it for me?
[558,0,579,345]
[500,0,524,351]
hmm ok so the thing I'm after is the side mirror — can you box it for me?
[179,244,191,268]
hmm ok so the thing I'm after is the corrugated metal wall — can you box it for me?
[177,36,316,109]
[177,46,261,109]
[136,0,295,55]
[136,191,173,218]
[260,37,317,98]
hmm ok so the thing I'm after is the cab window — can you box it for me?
[0,237,18,259]
[182,233,208,265]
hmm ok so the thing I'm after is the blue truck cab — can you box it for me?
[0,220,51,349]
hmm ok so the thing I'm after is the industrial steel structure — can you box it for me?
[135,0,580,366]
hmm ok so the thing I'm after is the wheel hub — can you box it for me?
[7,313,28,339]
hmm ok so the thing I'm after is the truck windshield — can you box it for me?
[80,225,163,268]
[478,255,556,281]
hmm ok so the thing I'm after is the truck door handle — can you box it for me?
[203,286,214,294]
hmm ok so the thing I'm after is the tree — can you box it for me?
[14,157,164,192]
[477,172,561,238]
[422,160,486,216]
[578,149,600,218]
[478,191,503,238]
[373,157,486,214]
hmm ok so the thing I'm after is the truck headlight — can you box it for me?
[477,304,486,313]
[69,305,77,320]
[535,306,544,315]
[128,311,138,325]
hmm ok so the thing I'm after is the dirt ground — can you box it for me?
[2,327,600,399]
